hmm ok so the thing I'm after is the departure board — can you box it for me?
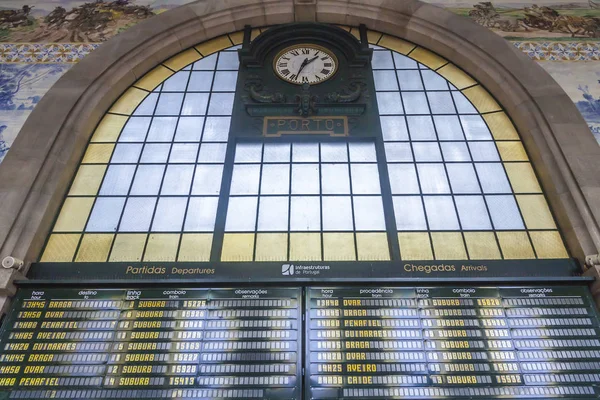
[0,287,302,400]
[306,286,600,399]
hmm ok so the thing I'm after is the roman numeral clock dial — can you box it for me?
[274,44,338,85]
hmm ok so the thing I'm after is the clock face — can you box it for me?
[273,44,338,85]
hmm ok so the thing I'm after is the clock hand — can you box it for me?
[296,57,309,78]
[305,55,319,66]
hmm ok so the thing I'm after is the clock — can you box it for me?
[273,44,338,85]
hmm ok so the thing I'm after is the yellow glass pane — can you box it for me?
[143,234,180,262]
[483,112,519,140]
[40,234,80,262]
[109,87,148,115]
[530,231,568,259]
[356,233,390,261]
[398,233,433,260]
[109,234,147,262]
[69,165,106,196]
[497,232,535,259]
[289,233,321,261]
[195,35,232,56]
[81,144,114,164]
[505,163,541,193]
[336,25,351,32]
[163,48,202,71]
[221,233,254,262]
[228,29,261,45]
[91,114,128,142]
[255,233,287,262]
[463,232,501,260]
[497,141,528,161]
[516,195,556,230]
[367,30,382,44]
[431,232,467,260]
[323,233,356,261]
[462,85,501,113]
[409,47,447,70]
[378,35,415,55]
[53,197,94,232]
[178,234,212,262]
[134,65,173,91]
[75,234,114,262]
[436,64,476,90]
[349,28,360,40]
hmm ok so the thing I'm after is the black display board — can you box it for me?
[0,287,302,399]
[306,286,600,399]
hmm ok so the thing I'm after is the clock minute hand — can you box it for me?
[296,57,309,77]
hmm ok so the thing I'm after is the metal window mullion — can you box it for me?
[252,147,266,261]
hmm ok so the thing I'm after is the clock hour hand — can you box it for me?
[305,55,319,66]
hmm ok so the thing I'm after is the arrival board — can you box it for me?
[0,287,302,400]
[306,286,600,399]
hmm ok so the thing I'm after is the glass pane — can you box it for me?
[86,197,126,232]
[380,116,409,141]
[440,142,471,162]
[427,92,455,114]
[349,142,377,162]
[354,196,386,231]
[111,143,142,163]
[433,115,464,140]
[452,91,477,113]
[257,196,289,232]
[202,117,230,142]
[99,165,136,195]
[119,197,156,232]
[155,93,184,115]
[193,54,217,70]
[486,195,524,229]
[230,164,260,195]
[162,71,190,92]
[192,165,223,195]
[263,143,291,162]
[208,93,234,115]
[320,143,348,162]
[292,143,319,162]
[475,163,512,194]
[290,196,320,231]
[133,93,158,116]
[412,142,442,162]
[388,164,420,195]
[130,165,165,196]
[455,196,492,230]
[460,115,492,140]
[321,164,350,195]
[182,93,209,116]
[161,165,194,195]
[393,53,418,69]
[152,197,187,232]
[376,92,403,115]
[187,71,214,91]
[396,70,423,90]
[140,143,170,163]
[197,143,227,163]
[119,117,151,142]
[446,163,481,194]
[423,196,460,230]
[175,117,204,142]
[421,70,449,90]
[468,142,499,161]
[385,143,413,162]
[147,117,177,142]
[351,164,381,195]
[373,70,398,91]
[217,52,239,70]
[261,164,290,195]
[184,197,219,231]
[393,196,427,230]
[407,116,436,140]
[291,164,320,195]
[235,143,262,163]
[372,51,394,69]
[169,143,198,163]
[322,196,353,231]
[225,197,257,232]
[402,92,429,115]
[417,164,450,194]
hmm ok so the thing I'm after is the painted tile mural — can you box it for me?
[0,0,599,164]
